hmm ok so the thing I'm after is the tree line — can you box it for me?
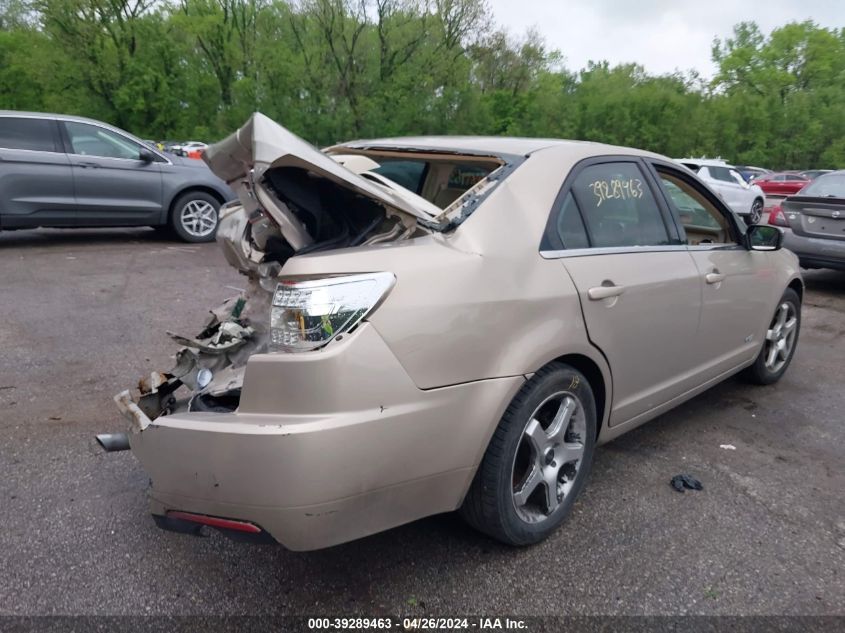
[1,0,844,169]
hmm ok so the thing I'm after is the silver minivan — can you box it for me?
[0,111,235,241]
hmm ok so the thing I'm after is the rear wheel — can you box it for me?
[742,288,801,385]
[170,191,220,242]
[460,363,597,546]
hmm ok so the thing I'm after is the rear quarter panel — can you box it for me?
[279,146,620,435]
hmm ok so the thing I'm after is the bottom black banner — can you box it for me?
[0,616,842,633]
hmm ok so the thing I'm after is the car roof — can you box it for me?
[333,136,664,160]
[0,110,173,161]
[0,110,147,142]
[0,110,121,126]
[675,157,735,168]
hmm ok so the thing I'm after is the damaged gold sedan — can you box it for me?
[102,114,802,550]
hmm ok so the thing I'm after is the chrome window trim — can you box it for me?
[1,113,172,164]
[0,145,63,155]
[687,243,744,251]
[540,243,744,259]
[64,151,167,166]
[0,113,172,165]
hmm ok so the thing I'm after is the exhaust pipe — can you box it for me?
[96,432,131,453]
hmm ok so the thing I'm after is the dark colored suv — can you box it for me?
[0,111,235,242]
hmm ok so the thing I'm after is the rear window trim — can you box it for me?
[327,145,522,232]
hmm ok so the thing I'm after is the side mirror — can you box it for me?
[746,224,784,251]
[138,148,155,163]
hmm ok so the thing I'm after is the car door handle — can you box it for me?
[705,272,726,284]
[75,161,100,168]
[588,284,625,300]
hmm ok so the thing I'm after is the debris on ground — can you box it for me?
[671,474,703,493]
[719,444,737,450]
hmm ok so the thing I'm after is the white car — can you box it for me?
[677,158,766,224]
[170,141,208,157]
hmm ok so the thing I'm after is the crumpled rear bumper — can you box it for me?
[124,323,522,550]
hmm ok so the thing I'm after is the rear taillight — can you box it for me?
[768,205,790,227]
[270,272,396,352]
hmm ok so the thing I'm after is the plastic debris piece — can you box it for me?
[720,444,737,450]
[671,474,703,493]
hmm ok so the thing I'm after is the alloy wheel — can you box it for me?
[179,200,217,238]
[511,391,586,523]
[749,200,763,224]
[764,301,798,373]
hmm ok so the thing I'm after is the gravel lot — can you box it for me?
[1,228,843,616]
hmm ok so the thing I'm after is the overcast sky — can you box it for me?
[487,0,845,76]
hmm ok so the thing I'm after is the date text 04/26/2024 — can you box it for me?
[307,617,528,630]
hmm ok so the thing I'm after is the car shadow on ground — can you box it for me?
[0,227,183,248]
[181,375,753,566]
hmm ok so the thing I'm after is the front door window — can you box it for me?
[65,122,144,160]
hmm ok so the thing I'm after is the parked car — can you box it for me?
[676,158,766,224]
[754,172,811,196]
[768,170,845,270]
[169,141,208,157]
[0,112,235,242]
[734,165,771,183]
[799,169,834,181]
[108,114,802,551]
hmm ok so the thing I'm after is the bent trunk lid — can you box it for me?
[203,113,438,223]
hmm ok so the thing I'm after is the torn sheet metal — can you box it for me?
[115,113,436,428]
[203,112,437,222]
[114,390,153,433]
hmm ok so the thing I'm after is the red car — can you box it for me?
[754,172,810,196]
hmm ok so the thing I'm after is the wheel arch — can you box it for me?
[787,276,804,303]
[166,186,225,222]
[548,353,609,441]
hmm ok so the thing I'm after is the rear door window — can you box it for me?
[0,117,58,152]
[570,162,671,248]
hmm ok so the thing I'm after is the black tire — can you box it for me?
[460,363,597,546]
[742,288,801,385]
[169,191,221,243]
